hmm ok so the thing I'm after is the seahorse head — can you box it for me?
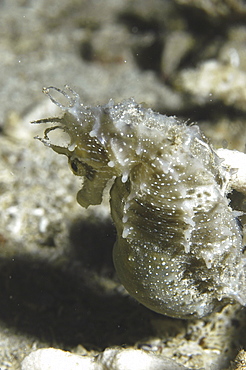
[35,86,118,208]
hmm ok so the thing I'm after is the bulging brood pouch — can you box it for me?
[34,86,246,319]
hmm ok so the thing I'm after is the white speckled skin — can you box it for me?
[36,86,246,319]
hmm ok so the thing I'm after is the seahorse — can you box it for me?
[34,86,246,319]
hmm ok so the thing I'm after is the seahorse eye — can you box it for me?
[70,158,96,181]
[69,158,87,176]
[71,159,78,173]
